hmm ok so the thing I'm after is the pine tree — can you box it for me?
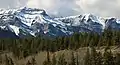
[43,51,51,65]
[58,53,67,65]
[115,53,120,65]
[51,53,57,65]
[90,47,98,65]
[0,54,2,64]
[76,52,79,65]
[5,55,10,65]
[31,56,37,65]
[69,51,76,65]
[5,55,14,65]
[84,48,91,65]
[103,49,114,65]
[96,52,103,65]
[26,60,32,65]
[9,57,14,65]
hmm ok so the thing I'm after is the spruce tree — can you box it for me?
[5,55,10,65]
[96,52,103,65]
[103,49,114,65]
[76,52,79,65]
[51,53,57,65]
[26,60,32,65]
[90,47,98,65]
[84,48,91,65]
[9,57,14,65]
[5,55,14,65]
[31,56,37,65]
[43,51,51,65]
[115,53,120,65]
[69,51,76,65]
[0,54,2,64]
[58,53,67,65]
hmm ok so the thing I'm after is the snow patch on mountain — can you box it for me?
[0,7,119,37]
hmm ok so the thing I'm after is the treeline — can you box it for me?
[2,47,120,65]
[42,47,120,65]
[0,29,120,58]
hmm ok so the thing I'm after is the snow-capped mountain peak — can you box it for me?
[0,7,120,38]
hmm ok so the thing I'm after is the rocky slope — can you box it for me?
[0,7,120,37]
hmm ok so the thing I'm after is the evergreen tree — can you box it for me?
[0,54,2,64]
[5,55,14,65]
[69,51,76,65]
[115,53,120,65]
[31,56,37,65]
[90,47,98,65]
[96,52,103,65]
[76,52,79,65]
[5,55,10,65]
[26,60,32,65]
[43,51,51,65]
[84,48,91,65]
[58,53,67,65]
[9,57,14,65]
[103,49,114,65]
[51,53,57,65]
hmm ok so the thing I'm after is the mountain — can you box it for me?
[0,7,120,38]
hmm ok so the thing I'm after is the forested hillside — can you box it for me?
[0,29,120,65]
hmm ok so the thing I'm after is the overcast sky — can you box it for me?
[0,0,120,18]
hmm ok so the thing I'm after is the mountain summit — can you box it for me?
[0,7,119,38]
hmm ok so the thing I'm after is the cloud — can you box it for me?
[0,0,120,18]
[26,0,83,17]
[26,0,54,9]
[78,0,120,18]
[0,0,27,9]
[0,0,83,17]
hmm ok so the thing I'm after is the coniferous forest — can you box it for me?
[0,29,120,65]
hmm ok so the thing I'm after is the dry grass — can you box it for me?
[0,46,120,65]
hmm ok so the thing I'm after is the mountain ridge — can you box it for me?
[0,7,119,38]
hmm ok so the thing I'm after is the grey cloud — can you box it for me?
[0,0,120,18]
[0,0,82,17]
[0,0,83,17]
[0,0,16,8]
[47,0,83,17]
[80,0,120,18]
[0,0,28,8]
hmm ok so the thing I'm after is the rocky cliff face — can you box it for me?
[0,7,119,38]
